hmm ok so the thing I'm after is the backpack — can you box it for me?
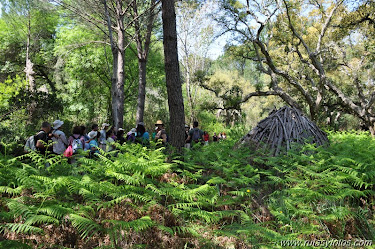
[192,129,201,143]
[71,137,83,153]
[24,131,44,153]
[24,135,36,152]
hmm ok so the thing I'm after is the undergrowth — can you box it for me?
[0,131,374,248]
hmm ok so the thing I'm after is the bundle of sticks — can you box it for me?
[239,106,329,155]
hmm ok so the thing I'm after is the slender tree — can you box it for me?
[54,0,136,128]
[133,0,158,124]
[176,0,215,124]
[161,0,185,149]
[103,0,127,129]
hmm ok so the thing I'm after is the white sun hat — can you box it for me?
[88,131,98,139]
[53,120,64,130]
[101,123,110,129]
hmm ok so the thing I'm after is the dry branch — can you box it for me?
[238,106,328,155]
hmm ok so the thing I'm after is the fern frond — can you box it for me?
[105,170,145,186]
[206,177,226,185]
[171,225,200,237]
[69,214,102,239]
[157,225,174,235]
[104,216,154,232]
[1,223,44,234]
[7,200,35,219]
[38,205,72,219]
[0,186,24,196]
[24,215,59,226]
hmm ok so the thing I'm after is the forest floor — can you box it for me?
[0,131,375,248]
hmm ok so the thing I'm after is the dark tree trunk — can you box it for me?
[161,0,185,149]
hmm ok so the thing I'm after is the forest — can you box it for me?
[0,0,375,248]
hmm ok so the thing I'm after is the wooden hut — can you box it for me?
[238,106,329,155]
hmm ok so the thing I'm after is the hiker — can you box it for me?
[80,125,91,151]
[136,122,150,145]
[68,126,85,154]
[91,124,99,132]
[185,124,191,149]
[203,131,209,145]
[186,121,203,146]
[154,120,167,144]
[126,128,137,143]
[99,123,110,151]
[35,121,53,154]
[106,129,116,152]
[213,132,218,142]
[51,120,68,155]
[117,128,126,144]
[222,132,227,140]
[88,130,100,156]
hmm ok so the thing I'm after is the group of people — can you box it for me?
[25,119,227,156]
[25,119,170,156]
[184,121,227,148]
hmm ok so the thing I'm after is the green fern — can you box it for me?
[1,223,44,235]
[69,213,102,239]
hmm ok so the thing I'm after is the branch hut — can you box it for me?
[238,106,329,155]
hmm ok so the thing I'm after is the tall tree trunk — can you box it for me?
[111,47,125,129]
[25,7,36,123]
[136,59,147,123]
[134,0,156,124]
[25,9,35,92]
[104,0,125,129]
[185,66,196,124]
[161,0,185,149]
[112,5,125,129]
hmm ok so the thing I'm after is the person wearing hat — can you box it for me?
[88,130,100,156]
[117,128,126,144]
[126,128,137,143]
[136,122,150,145]
[154,120,167,144]
[51,120,68,155]
[99,123,110,151]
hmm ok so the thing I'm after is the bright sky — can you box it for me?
[207,35,227,60]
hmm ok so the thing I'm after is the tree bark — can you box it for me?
[161,0,185,149]
[25,8,35,92]
[25,6,37,123]
[104,0,125,129]
[134,0,157,124]
[136,59,147,123]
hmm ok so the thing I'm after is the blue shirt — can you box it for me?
[89,139,99,153]
[142,132,149,140]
